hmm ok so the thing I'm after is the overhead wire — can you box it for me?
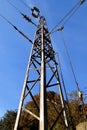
[56,53,69,102]
[18,0,40,18]
[49,0,86,35]
[19,0,31,10]
[58,29,87,118]
[51,4,80,34]
[50,1,79,34]
[56,53,75,129]
[0,14,33,44]
[7,0,21,14]
[57,0,86,118]
[52,0,86,109]
[59,31,80,91]
[7,0,37,27]
[62,3,80,26]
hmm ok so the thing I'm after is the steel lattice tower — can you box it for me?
[14,16,69,130]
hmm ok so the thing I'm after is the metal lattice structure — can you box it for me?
[14,16,70,130]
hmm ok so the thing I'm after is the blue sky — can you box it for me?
[0,0,87,118]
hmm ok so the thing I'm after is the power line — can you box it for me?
[62,1,83,26]
[51,5,80,34]
[7,0,21,14]
[58,30,86,117]
[49,0,86,35]
[7,0,37,27]
[56,53,69,102]
[57,29,87,118]
[0,14,33,44]
[56,53,75,129]
[60,31,80,91]
[18,0,40,18]
[19,0,31,10]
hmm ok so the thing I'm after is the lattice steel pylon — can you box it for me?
[14,16,70,130]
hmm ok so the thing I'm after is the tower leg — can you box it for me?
[40,26,48,130]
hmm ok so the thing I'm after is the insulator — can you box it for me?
[21,13,32,22]
[78,91,83,101]
[80,0,85,5]
[57,26,64,31]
